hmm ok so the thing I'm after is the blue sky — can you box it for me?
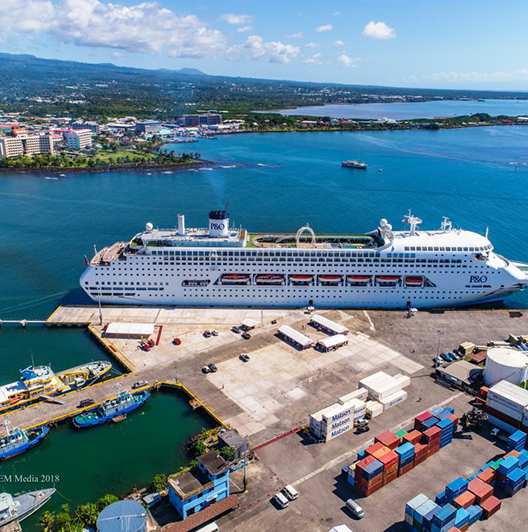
[1,0,528,90]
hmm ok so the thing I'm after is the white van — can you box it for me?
[345,498,364,519]
[195,523,219,532]
[273,492,289,509]
[282,485,299,501]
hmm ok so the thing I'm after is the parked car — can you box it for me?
[202,366,210,374]
[211,330,219,336]
[273,492,289,509]
[440,353,453,362]
[208,363,218,373]
[172,337,181,345]
[242,332,251,340]
[281,485,298,501]
[203,330,211,338]
[232,326,241,333]
[132,380,148,389]
[239,354,250,362]
[77,399,95,408]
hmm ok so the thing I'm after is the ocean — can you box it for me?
[1,124,527,524]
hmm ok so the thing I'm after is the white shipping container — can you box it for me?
[367,377,404,400]
[359,371,386,388]
[487,381,528,413]
[487,392,526,414]
[394,373,411,388]
[326,422,353,441]
[323,402,356,424]
[325,416,353,434]
[380,389,408,410]
[338,389,368,404]
[487,399,524,422]
[366,401,383,418]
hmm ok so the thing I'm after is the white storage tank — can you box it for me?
[484,347,528,387]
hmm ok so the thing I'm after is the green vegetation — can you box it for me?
[150,473,168,493]
[38,494,118,532]
[219,446,237,462]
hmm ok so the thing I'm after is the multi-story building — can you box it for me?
[72,120,100,134]
[183,114,222,127]
[135,120,161,134]
[0,128,54,158]
[168,451,230,519]
[63,129,93,150]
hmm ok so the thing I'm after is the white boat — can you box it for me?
[0,489,55,527]
[80,210,528,309]
[342,160,367,169]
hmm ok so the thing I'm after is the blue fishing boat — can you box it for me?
[73,387,149,428]
[0,421,49,461]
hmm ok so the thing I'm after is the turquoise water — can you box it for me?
[2,391,212,530]
[273,99,528,120]
[1,126,528,526]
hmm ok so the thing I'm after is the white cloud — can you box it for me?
[333,40,345,46]
[306,42,321,48]
[0,0,228,58]
[303,53,323,65]
[333,11,340,16]
[307,40,344,49]
[286,32,304,38]
[237,26,253,33]
[422,69,528,83]
[316,24,332,32]
[362,21,395,40]
[219,13,254,25]
[233,35,299,63]
[338,53,359,68]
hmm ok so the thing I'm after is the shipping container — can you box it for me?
[375,430,400,450]
[366,401,383,418]
[338,388,368,404]
[380,389,408,410]
[487,380,528,414]
[480,496,501,519]
[393,373,411,388]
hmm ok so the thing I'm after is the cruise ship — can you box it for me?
[80,210,528,309]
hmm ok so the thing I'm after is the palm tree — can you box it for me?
[38,510,55,532]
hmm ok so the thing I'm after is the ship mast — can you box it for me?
[3,420,11,437]
[404,210,422,236]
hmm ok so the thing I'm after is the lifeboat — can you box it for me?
[290,274,313,283]
[221,274,250,284]
[405,276,423,286]
[256,274,285,284]
[347,275,371,284]
[376,275,400,284]
[319,275,342,283]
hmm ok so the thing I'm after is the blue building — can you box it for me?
[168,451,230,520]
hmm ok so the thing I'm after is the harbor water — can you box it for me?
[1,124,528,525]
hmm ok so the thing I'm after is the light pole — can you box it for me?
[436,330,444,367]
[243,435,248,491]
[175,366,178,384]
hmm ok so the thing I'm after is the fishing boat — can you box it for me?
[0,362,112,414]
[0,489,55,527]
[342,160,367,169]
[73,386,149,428]
[111,413,127,423]
[0,421,49,461]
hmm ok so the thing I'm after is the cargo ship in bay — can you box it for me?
[80,210,528,309]
[73,388,149,428]
[0,361,112,414]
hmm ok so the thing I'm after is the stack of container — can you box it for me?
[467,478,493,505]
[504,468,526,496]
[415,412,436,432]
[436,418,455,449]
[445,478,469,504]
[454,507,470,531]
[485,380,528,431]
[354,456,384,496]
[380,450,399,486]
[414,442,429,466]
[404,494,429,532]
[479,497,501,519]
[466,506,483,526]
[422,426,442,456]
[495,455,519,491]
[507,430,527,453]
[358,371,410,411]
[403,429,422,446]
[431,503,457,532]
[395,442,415,476]
[375,430,400,450]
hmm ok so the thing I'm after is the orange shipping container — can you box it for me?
[477,467,496,485]
[453,491,476,510]
[375,430,400,450]
[403,430,422,445]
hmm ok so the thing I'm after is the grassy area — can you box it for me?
[95,149,146,162]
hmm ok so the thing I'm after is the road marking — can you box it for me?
[291,392,463,488]
[363,310,375,331]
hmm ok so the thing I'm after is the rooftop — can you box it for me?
[168,468,212,499]
[197,451,229,477]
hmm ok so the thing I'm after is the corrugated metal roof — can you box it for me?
[310,315,349,334]
[105,323,155,337]
[318,334,348,349]
[278,325,314,347]
[489,380,528,406]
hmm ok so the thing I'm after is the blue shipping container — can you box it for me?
[435,410,452,421]
[429,407,444,418]
[444,406,455,414]
[435,491,447,505]
[357,449,366,461]
[455,507,470,528]
[498,455,519,476]
[445,478,468,501]
[406,494,429,519]
[506,468,526,486]
[467,505,482,525]
[421,417,438,430]
[432,503,456,527]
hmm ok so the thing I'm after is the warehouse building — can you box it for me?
[317,334,348,352]
[277,325,314,349]
[310,315,349,335]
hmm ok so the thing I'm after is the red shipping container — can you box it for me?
[366,442,387,457]
[403,429,422,445]
[446,528,461,532]
[422,426,442,443]
[477,467,496,485]
[379,450,399,470]
[372,447,392,462]
[415,412,433,428]
[453,491,476,509]
[485,405,521,429]
[468,477,494,505]
[375,430,400,450]
[414,453,428,467]
[480,496,501,519]
[479,386,489,399]
[398,462,414,477]
[383,470,398,486]
[447,413,459,428]
[504,450,521,459]
[415,442,428,456]
[474,397,486,407]
[428,443,440,457]
[354,455,376,482]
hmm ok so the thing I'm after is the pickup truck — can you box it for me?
[490,428,510,443]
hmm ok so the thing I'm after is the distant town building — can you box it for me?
[72,120,100,134]
[183,114,222,127]
[64,129,93,150]
[0,128,54,157]
[135,120,161,134]
[168,451,230,520]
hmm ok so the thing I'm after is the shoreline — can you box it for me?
[0,159,215,175]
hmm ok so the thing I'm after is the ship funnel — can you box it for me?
[178,214,185,235]
[209,210,229,238]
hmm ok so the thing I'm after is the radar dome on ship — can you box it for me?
[385,224,392,231]
[145,222,153,231]
[380,219,388,227]
[484,347,528,387]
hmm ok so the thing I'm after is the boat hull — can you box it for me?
[0,427,49,462]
